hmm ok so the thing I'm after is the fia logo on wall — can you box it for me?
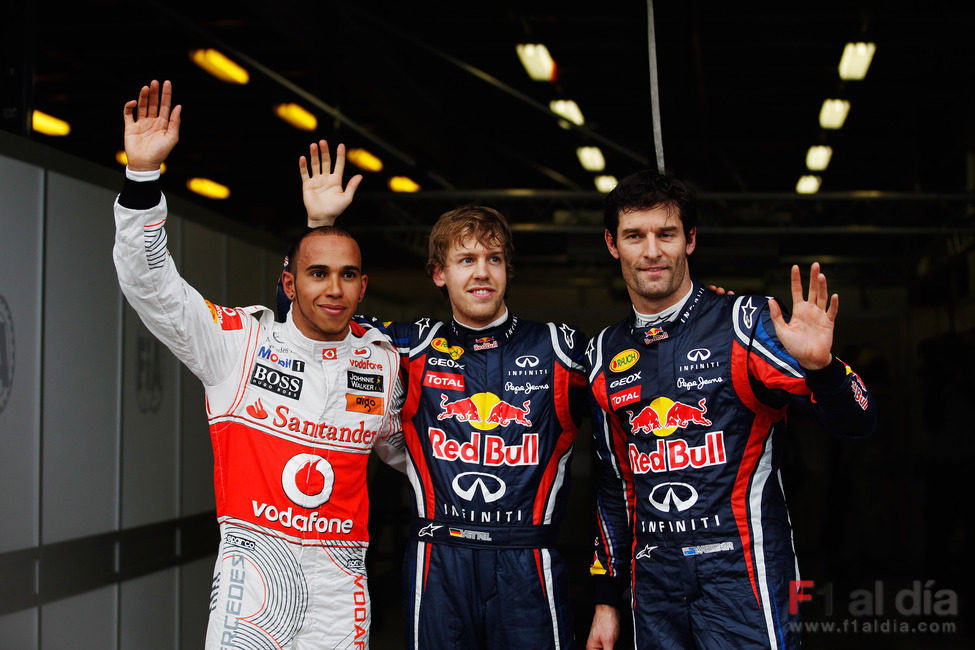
[0,295,13,414]
[136,327,163,414]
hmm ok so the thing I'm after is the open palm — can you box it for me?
[122,80,181,171]
[768,263,836,371]
[299,139,362,227]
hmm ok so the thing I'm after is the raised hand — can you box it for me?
[122,80,181,171]
[299,140,363,227]
[768,262,836,370]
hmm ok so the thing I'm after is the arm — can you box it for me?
[586,604,620,650]
[114,80,244,387]
[300,139,363,227]
[745,263,875,436]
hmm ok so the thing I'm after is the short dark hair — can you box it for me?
[285,226,357,275]
[603,170,697,243]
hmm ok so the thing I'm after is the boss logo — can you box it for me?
[250,364,303,399]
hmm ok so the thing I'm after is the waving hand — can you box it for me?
[122,80,181,171]
[299,139,363,227]
[768,263,836,371]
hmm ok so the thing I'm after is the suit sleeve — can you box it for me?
[585,332,633,607]
[113,178,245,388]
[735,295,876,437]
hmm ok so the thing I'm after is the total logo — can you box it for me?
[437,392,531,429]
[627,397,712,437]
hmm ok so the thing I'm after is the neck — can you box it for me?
[453,306,509,330]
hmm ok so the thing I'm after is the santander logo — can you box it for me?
[246,398,268,419]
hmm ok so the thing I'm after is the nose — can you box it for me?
[473,257,490,277]
[324,272,343,295]
[643,236,662,259]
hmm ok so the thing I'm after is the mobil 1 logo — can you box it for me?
[250,363,303,399]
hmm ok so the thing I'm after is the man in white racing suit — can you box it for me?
[113,79,403,649]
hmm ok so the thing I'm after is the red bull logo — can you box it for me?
[473,336,498,351]
[437,392,532,430]
[429,428,538,466]
[628,431,726,474]
[644,327,668,344]
[627,397,712,437]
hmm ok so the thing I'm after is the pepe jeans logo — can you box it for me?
[0,296,14,414]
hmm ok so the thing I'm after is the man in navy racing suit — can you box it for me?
[584,170,876,649]
[300,141,588,649]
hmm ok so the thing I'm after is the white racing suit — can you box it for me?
[114,177,404,650]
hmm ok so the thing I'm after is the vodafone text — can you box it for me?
[252,500,354,535]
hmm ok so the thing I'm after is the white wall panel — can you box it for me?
[0,155,43,553]
[41,173,120,543]
[120,569,177,650]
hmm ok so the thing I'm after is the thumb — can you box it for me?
[767,297,784,327]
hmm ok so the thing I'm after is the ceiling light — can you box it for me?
[819,99,850,129]
[32,110,70,136]
[594,175,618,193]
[389,176,420,193]
[189,49,249,84]
[838,42,876,80]
[550,100,584,127]
[115,151,166,173]
[515,43,557,82]
[274,103,317,131]
[346,148,383,172]
[805,146,833,171]
[187,178,230,199]
[796,175,821,194]
[576,146,606,172]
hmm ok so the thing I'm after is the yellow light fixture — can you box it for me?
[186,177,230,199]
[805,146,833,171]
[576,146,606,172]
[594,175,618,193]
[515,43,557,81]
[550,99,584,128]
[189,49,249,84]
[796,175,821,194]
[32,110,70,136]
[273,103,317,131]
[115,151,166,173]
[346,148,384,172]
[818,99,850,129]
[838,42,876,80]
[388,176,420,193]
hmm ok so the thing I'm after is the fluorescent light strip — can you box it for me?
[516,43,557,82]
[839,42,876,81]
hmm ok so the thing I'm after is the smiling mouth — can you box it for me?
[469,288,494,297]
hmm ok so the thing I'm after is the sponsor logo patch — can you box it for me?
[347,371,384,393]
[345,393,385,414]
[609,348,639,373]
[250,364,303,399]
[432,337,464,360]
[205,300,243,331]
[424,371,466,391]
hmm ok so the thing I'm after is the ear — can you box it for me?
[281,271,296,300]
[685,227,697,256]
[358,274,368,303]
[432,265,446,288]
[604,229,621,260]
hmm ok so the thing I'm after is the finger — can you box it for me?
[309,141,321,176]
[344,173,363,198]
[789,264,803,305]
[123,99,137,126]
[147,79,160,118]
[298,155,310,181]
[767,297,784,327]
[320,139,333,175]
[169,104,181,135]
[159,80,172,122]
[806,262,821,304]
[137,85,149,120]
[826,292,839,321]
[815,271,828,311]
[333,142,347,180]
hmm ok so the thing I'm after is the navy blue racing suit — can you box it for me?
[364,314,587,650]
[584,281,876,649]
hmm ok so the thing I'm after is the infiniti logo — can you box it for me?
[648,482,699,513]
[452,472,507,502]
[687,348,711,362]
[515,355,539,368]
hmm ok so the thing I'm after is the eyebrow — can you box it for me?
[305,264,361,273]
